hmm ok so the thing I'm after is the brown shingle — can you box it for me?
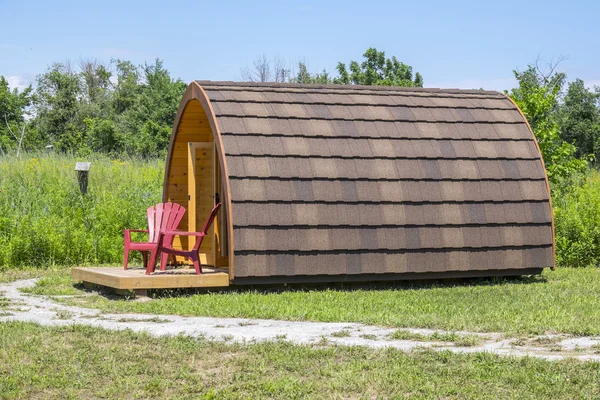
[493,124,520,139]
[281,137,309,155]
[243,117,273,134]
[231,179,267,201]
[499,160,522,179]
[477,160,502,179]
[416,122,443,139]
[484,203,507,224]
[442,227,465,248]
[519,180,549,201]
[331,120,359,137]
[410,108,435,121]
[394,121,421,138]
[463,204,487,224]
[462,227,483,248]
[380,181,404,202]
[217,117,247,133]
[420,159,443,179]
[354,121,379,138]
[479,181,504,200]
[518,160,546,179]
[265,180,292,201]
[468,109,494,122]
[499,181,522,200]
[305,104,334,119]
[430,108,456,122]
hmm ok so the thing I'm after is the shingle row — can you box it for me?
[221,136,539,159]
[233,247,552,277]
[226,157,546,180]
[200,81,504,97]
[212,102,523,123]
[205,90,514,109]
[234,225,552,252]
[229,179,549,203]
[230,202,552,227]
[218,117,532,140]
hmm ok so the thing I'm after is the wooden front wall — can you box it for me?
[165,99,228,268]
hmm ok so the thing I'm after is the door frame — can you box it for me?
[187,142,215,266]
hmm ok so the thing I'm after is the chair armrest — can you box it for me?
[159,230,207,252]
[161,230,206,238]
[124,229,150,244]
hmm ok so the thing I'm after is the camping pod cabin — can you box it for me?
[163,81,554,285]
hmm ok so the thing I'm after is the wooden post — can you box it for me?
[75,162,91,194]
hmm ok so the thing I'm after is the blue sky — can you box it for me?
[1,0,598,92]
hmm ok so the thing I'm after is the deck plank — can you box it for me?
[72,267,230,290]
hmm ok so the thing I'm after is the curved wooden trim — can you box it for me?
[163,83,236,280]
[504,94,556,270]
[163,85,194,202]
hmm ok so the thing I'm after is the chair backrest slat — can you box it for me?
[146,202,188,243]
[147,207,155,242]
[200,203,222,235]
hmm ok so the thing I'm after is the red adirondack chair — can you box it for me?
[147,202,222,275]
[123,202,186,272]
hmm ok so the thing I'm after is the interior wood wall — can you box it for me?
[165,99,214,253]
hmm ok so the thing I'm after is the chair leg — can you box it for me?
[159,252,169,271]
[141,251,148,269]
[190,253,202,275]
[123,248,129,270]
[146,248,159,275]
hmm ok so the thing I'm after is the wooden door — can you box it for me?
[188,142,215,266]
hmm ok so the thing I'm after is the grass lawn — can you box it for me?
[0,321,599,399]
[10,267,600,336]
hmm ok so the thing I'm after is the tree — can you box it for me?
[239,54,291,83]
[34,62,84,151]
[29,58,186,157]
[119,59,186,156]
[333,48,423,87]
[0,76,33,155]
[111,59,141,114]
[79,58,112,106]
[559,79,600,160]
[507,61,587,189]
[291,62,332,84]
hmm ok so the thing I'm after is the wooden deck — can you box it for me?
[72,266,230,291]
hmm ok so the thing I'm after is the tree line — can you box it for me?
[1,48,599,189]
[0,48,423,158]
[1,59,186,157]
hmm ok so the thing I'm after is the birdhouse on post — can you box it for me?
[75,162,91,194]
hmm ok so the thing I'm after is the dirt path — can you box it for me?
[2,279,600,362]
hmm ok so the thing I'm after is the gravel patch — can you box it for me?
[2,279,600,362]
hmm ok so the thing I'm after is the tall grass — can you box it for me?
[554,170,600,267]
[3,153,600,269]
[0,153,163,268]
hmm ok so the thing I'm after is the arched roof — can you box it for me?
[167,81,554,281]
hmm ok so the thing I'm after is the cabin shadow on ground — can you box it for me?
[75,272,548,300]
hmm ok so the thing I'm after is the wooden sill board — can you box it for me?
[72,267,230,290]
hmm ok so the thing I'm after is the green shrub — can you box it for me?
[554,170,600,267]
[0,153,162,268]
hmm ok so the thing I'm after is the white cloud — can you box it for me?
[425,77,517,93]
[5,76,30,91]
